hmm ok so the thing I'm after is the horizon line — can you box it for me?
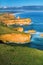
[1,5,43,8]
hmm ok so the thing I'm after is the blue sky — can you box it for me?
[0,0,43,7]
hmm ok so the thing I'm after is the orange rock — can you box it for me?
[40,34,43,37]
[28,30,36,34]
[0,13,31,25]
[0,33,31,44]
[13,27,23,32]
[17,27,23,32]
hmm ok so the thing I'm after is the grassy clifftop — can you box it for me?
[0,24,15,34]
[0,44,43,65]
[0,22,24,34]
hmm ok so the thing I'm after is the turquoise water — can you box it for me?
[14,12,43,50]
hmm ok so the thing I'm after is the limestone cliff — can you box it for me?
[13,27,23,32]
[0,33,31,44]
[0,13,31,25]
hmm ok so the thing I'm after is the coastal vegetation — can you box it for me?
[0,44,43,65]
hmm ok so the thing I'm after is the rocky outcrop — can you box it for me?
[28,30,36,34]
[13,27,23,32]
[40,34,43,37]
[0,13,31,25]
[0,33,31,44]
[0,13,31,44]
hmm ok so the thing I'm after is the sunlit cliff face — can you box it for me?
[0,33,31,44]
[13,27,23,32]
[0,13,32,44]
[0,13,31,25]
[16,27,23,32]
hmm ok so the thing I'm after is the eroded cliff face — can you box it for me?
[0,33,31,44]
[0,13,31,44]
[13,27,24,32]
[0,13,31,25]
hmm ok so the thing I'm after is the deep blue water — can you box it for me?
[14,12,43,50]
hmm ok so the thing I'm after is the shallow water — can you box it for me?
[14,12,43,50]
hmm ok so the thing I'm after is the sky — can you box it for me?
[0,0,43,7]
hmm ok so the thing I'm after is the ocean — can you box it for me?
[14,11,43,50]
